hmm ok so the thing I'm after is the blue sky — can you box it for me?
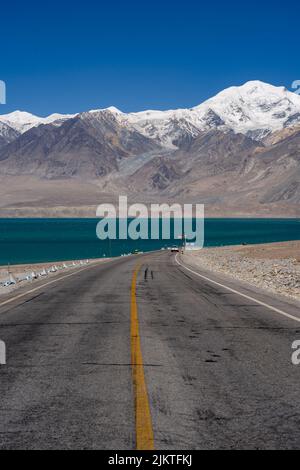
[1,0,299,116]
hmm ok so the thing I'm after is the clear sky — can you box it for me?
[1,0,299,116]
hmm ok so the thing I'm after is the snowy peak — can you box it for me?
[0,111,42,133]
[45,113,76,124]
[88,106,123,115]
[0,110,76,134]
[121,81,300,146]
[193,80,300,138]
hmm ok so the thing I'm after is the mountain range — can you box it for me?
[0,80,300,217]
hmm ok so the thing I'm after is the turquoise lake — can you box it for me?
[0,218,299,266]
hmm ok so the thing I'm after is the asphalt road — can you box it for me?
[0,251,300,450]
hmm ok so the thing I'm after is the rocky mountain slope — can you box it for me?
[0,110,75,134]
[0,122,20,149]
[0,110,162,178]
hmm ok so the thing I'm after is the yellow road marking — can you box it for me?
[131,265,155,450]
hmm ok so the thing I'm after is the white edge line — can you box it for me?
[175,254,300,325]
[0,260,112,310]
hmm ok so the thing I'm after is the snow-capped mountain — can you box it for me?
[75,81,300,147]
[1,81,300,145]
[192,81,300,139]
[122,81,300,145]
[0,108,161,179]
[0,110,76,134]
[1,81,300,215]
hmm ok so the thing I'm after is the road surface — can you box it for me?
[0,251,300,450]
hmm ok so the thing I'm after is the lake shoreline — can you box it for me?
[0,218,299,265]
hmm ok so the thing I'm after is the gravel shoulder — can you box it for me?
[183,241,300,302]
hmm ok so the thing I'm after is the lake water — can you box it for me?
[0,218,299,266]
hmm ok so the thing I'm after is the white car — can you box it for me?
[171,246,180,253]
[3,280,15,287]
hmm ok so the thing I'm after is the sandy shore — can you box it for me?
[183,241,300,301]
[0,258,109,297]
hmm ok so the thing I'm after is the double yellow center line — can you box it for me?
[131,264,155,450]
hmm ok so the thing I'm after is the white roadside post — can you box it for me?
[0,340,6,365]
